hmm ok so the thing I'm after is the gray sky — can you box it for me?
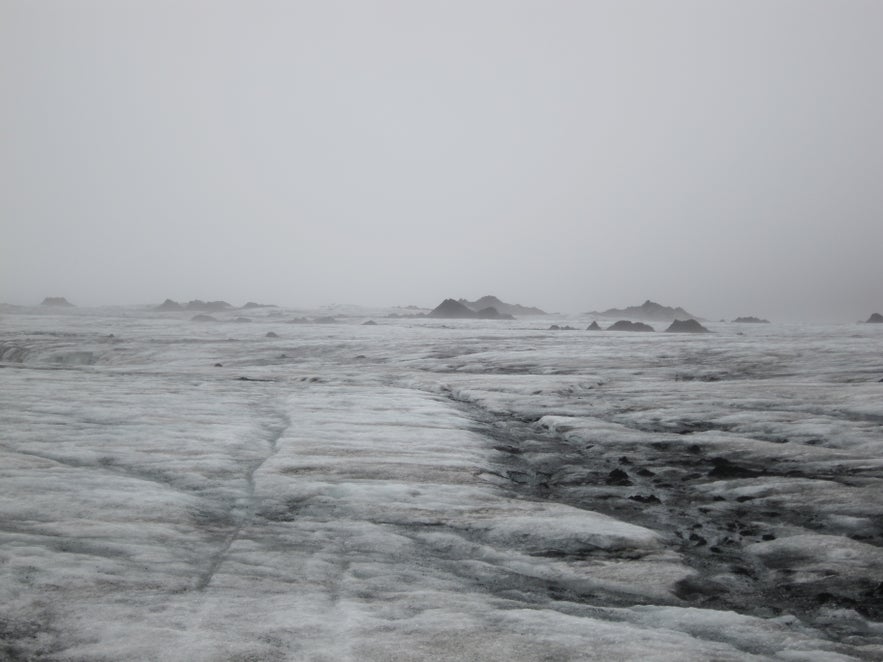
[2,1,882,320]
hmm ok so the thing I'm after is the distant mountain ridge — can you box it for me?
[587,299,699,322]
[428,299,514,320]
[458,295,546,316]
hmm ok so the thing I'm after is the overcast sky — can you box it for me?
[2,1,881,320]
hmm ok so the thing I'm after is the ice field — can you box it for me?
[1,305,882,660]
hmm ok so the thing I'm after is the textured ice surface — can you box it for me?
[1,308,882,660]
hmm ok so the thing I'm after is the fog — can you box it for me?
[2,1,882,321]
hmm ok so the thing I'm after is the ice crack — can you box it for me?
[194,413,290,591]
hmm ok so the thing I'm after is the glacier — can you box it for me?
[1,306,882,660]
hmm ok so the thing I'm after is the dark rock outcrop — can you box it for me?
[40,297,73,307]
[265,331,279,338]
[665,319,710,333]
[607,320,654,332]
[867,313,883,323]
[733,316,770,324]
[232,316,252,323]
[191,314,218,322]
[242,302,274,309]
[588,300,697,322]
[459,295,545,316]
[429,299,479,318]
[362,320,378,326]
[155,299,183,312]
[586,321,602,331]
[429,299,514,320]
[549,324,576,331]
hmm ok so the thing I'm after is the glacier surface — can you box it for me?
[1,306,882,660]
